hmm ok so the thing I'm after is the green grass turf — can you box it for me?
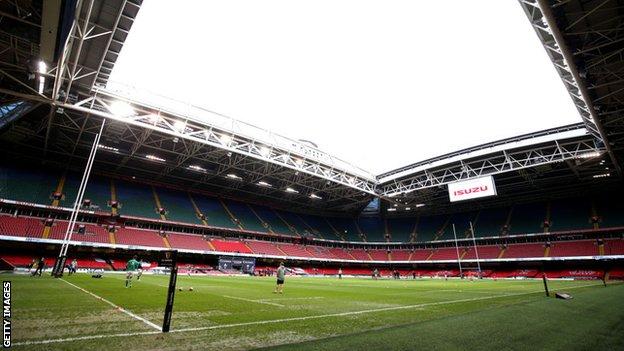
[5,273,623,350]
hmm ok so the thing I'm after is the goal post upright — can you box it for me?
[162,249,179,332]
[452,223,463,278]
[469,221,482,277]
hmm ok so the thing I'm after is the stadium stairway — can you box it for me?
[188,194,209,226]
[152,186,167,221]
[219,200,245,230]
[51,173,67,207]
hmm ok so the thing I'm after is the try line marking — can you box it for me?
[222,295,285,307]
[14,282,605,347]
[59,279,161,331]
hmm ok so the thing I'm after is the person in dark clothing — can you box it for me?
[32,257,45,276]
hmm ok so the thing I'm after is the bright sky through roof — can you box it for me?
[109,0,581,175]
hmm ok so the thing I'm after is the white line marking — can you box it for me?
[14,282,606,346]
[12,331,162,347]
[259,297,325,302]
[222,295,285,307]
[59,279,161,331]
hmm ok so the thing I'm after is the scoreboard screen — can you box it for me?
[219,256,255,273]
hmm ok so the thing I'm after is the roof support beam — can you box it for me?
[534,0,621,176]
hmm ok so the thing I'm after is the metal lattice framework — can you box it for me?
[518,0,624,175]
[378,126,605,197]
[1,0,624,214]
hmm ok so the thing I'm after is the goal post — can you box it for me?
[159,250,178,332]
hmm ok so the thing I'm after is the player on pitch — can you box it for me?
[273,262,286,294]
[125,255,141,288]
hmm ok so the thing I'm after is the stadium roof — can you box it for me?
[0,0,623,215]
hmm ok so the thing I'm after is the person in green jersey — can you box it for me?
[125,255,141,288]
[273,262,286,294]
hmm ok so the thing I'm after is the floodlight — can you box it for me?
[259,146,271,157]
[310,193,322,199]
[220,134,233,145]
[188,165,206,172]
[285,187,299,193]
[258,181,272,187]
[109,100,136,118]
[37,61,47,73]
[173,120,186,132]
[146,154,165,162]
[226,173,241,180]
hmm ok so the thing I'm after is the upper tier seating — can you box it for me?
[605,239,624,255]
[473,207,508,237]
[82,176,112,212]
[0,215,44,238]
[503,243,545,258]
[463,245,501,259]
[327,248,353,260]
[115,181,159,219]
[276,210,314,237]
[358,217,385,241]
[4,164,624,245]
[327,217,361,241]
[387,218,415,242]
[246,240,283,256]
[210,239,252,253]
[0,166,60,205]
[192,195,238,229]
[389,250,411,261]
[277,243,314,258]
[251,206,295,236]
[48,221,110,244]
[429,247,460,260]
[415,215,448,242]
[157,189,201,224]
[115,227,166,248]
[223,200,267,232]
[348,249,371,260]
[549,240,598,257]
[369,250,389,261]
[550,199,592,231]
[167,233,213,251]
[508,203,546,235]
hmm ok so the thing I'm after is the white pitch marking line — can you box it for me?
[222,295,285,307]
[59,279,161,331]
[14,282,606,346]
[259,296,325,302]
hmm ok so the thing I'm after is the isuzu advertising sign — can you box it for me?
[448,175,497,202]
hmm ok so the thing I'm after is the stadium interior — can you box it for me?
[1,0,624,349]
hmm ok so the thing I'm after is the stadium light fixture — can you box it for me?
[147,113,160,124]
[415,203,426,208]
[109,101,136,118]
[226,173,241,180]
[97,144,119,153]
[173,120,186,132]
[577,151,602,159]
[146,154,165,162]
[259,146,271,157]
[258,181,272,187]
[38,60,47,73]
[592,173,610,178]
[220,134,233,146]
[387,208,397,212]
[37,61,46,94]
[285,187,299,194]
[188,165,206,172]
[294,158,304,166]
[405,207,411,210]
[310,193,322,199]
